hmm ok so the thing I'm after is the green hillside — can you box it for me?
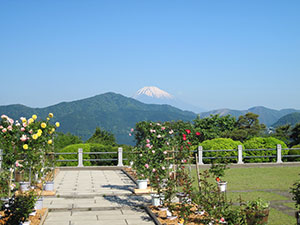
[0,92,196,145]
[272,112,300,127]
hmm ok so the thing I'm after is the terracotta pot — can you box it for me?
[246,209,269,225]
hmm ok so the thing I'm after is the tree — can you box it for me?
[291,123,300,146]
[272,124,291,145]
[54,132,83,151]
[230,113,266,142]
[193,114,236,142]
[86,127,116,146]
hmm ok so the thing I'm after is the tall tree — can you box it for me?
[230,113,266,142]
[272,124,291,145]
[86,127,116,146]
[54,132,83,151]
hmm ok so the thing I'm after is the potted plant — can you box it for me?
[243,198,270,225]
[209,161,229,192]
[290,175,300,224]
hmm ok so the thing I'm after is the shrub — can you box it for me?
[243,137,288,162]
[200,138,243,163]
[288,145,300,162]
[56,144,92,166]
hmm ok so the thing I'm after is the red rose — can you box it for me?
[185,129,191,134]
[188,142,191,145]
[183,136,187,141]
[216,177,220,182]
[196,132,201,136]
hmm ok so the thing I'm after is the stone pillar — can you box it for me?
[0,149,2,171]
[117,147,124,167]
[237,145,244,164]
[198,146,204,165]
[78,148,84,167]
[277,144,283,163]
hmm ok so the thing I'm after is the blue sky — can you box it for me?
[0,0,299,111]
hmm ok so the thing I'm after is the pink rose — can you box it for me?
[152,150,155,154]
[169,130,174,134]
[146,143,151,148]
[157,134,162,138]
[146,139,150,143]
[0,126,3,129]
[129,133,132,136]
[152,168,156,172]
[7,126,12,131]
[145,164,149,169]
[166,142,169,146]
[163,151,167,155]
[162,166,165,170]
[21,127,25,132]
[20,135,27,142]
[23,123,27,127]
[130,128,134,132]
[29,129,33,134]
[9,119,14,125]
[156,123,161,126]
[2,128,7,133]
[149,145,153,149]
[161,127,165,130]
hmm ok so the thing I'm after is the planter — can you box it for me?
[217,181,227,192]
[19,181,30,192]
[20,221,31,225]
[44,181,54,191]
[137,179,148,189]
[151,194,164,206]
[34,197,43,210]
[15,171,23,182]
[246,209,269,225]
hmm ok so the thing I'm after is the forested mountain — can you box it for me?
[0,92,196,144]
[199,106,300,126]
[272,112,300,127]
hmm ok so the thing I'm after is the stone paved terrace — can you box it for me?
[43,169,155,225]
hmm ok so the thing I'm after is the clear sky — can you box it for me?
[0,0,299,111]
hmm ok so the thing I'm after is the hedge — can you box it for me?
[200,138,243,163]
[243,137,288,162]
[288,145,300,162]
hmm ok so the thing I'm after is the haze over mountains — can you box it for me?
[0,90,299,145]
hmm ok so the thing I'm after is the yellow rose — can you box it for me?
[28,118,34,124]
[48,140,53,145]
[47,117,50,121]
[38,129,42,134]
[52,128,55,132]
[41,122,47,128]
[49,113,54,118]
[21,118,27,123]
[55,122,60,127]
[32,115,37,120]
[32,134,38,140]
[23,144,28,150]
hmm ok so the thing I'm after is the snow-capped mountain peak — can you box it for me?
[133,86,174,99]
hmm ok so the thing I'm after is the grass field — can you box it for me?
[191,165,300,225]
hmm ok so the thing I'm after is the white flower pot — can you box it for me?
[218,181,227,192]
[151,194,164,206]
[20,221,31,225]
[35,197,43,210]
[19,181,30,192]
[44,181,54,191]
[137,179,148,189]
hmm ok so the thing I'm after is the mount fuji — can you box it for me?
[132,86,205,113]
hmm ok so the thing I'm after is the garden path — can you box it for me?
[43,169,155,225]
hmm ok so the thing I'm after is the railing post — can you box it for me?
[0,149,3,171]
[198,146,204,165]
[237,145,244,164]
[78,148,84,167]
[277,144,283,163]
[117,147,124,167]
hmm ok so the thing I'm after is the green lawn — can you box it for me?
[191,165,300,225]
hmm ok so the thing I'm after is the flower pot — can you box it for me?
[151,194,164,206]
[217,181,227,192]
[44,181,54,191]
[137,179,148,189]
[15,171,23,182]
[19,181,30,192]
[34,197,43,210]
[246,209,269,225]
[20,221,31,225]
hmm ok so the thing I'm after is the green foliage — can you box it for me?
[243,137,288,162]
[200,138,243,163]
[54,132,83,151]
[1,191,37,225]
[291,123,300,146]
[271,124,291,145]
[86,127,116,146]
[56,143,92,166]
[193,114,236,142]
[290,174,300,210]
[230,112,266,142]
[89,144,118,166]
[288,145,300,162]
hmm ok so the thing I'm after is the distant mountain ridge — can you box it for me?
[272,112,300,127]
[199,106,300,126]
[0,92,196,145]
